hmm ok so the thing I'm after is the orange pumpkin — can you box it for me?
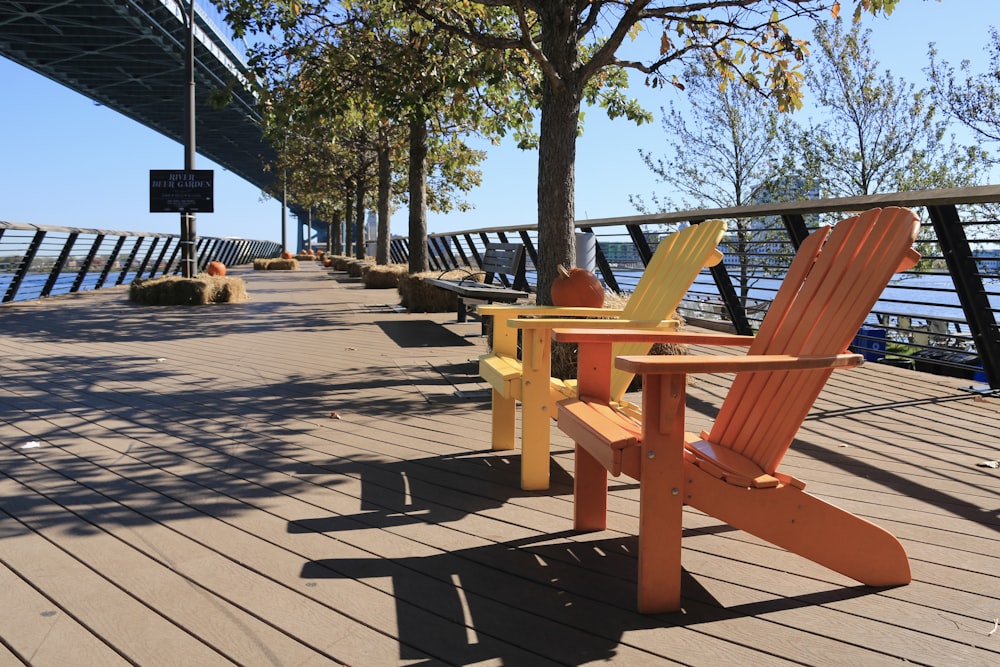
[206,261,226,277]
[323,258,332,267]
[281,250,293,259]
[551,264,604,308]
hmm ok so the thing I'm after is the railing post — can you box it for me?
[427,237,446,271]
[927,204,1000,389]
[95,236,126,289]
[151,237,173,278]
[709,260,755,336]
[41,232,78,298]
[163,238,183,275]
[780,213,810,248]
[135,237,160,279]
[71,234,104,292]
[517,230,538,274]
[627,224,654,265]
[116,237,143,285]
[3,230,45,303]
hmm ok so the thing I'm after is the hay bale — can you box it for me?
[330,255,352,270]
[203,274,249,303]
[253,258,299,271]
[363,264,408,289]
[346,260,371,277]
[398,269,482,312]
[129,274,249,305]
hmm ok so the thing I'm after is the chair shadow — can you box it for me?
[298,529,879,664]
[288,452,878,664]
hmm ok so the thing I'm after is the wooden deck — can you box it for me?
[1,262,998,666]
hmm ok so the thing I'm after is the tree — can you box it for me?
[406,0,903,303]
[631,48,796,306]
[216,0,536,272]
[790,18,990,200]
[928,26,1000,150]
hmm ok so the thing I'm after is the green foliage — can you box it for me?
[214,0,539,271]
[404,0,902,303]
[632,48,794,214]
[789,18,990,200]
[928,27,1000,147]
[631,48,796,306]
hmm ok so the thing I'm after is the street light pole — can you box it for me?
[181,0,198,277]
[281,170,288,253]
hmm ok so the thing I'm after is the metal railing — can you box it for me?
[0,220,280,303]
[391,186,1000,392]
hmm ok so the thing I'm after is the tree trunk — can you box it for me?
[354,176,366,260]
[376,128,392,265]
[344,185,353,256]
[331,214,342,256]
[408,113,429,274]
[534,3,581,304]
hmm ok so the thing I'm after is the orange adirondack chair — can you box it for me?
[555,207,919,613]
[478,220,727,490]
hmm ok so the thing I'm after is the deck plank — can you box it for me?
[1,263,998,666]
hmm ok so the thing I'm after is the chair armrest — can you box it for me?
[478,304,624,318]
[615,353,863,376]
[552,328,755,346]
[515,318,679,331]
[480,305,623,357]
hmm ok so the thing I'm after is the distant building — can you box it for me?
[977,247,1000,276]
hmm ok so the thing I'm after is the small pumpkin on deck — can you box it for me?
[206,261,226,277]
[551,264,605,308]
[281,250,293,259]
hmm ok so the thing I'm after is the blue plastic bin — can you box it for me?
[851,326,887,361]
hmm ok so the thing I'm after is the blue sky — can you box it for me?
[0,0,993,246]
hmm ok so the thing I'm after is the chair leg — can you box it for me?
[519,328,553,490]
[686,462,911,587]
[519,393,551,490]
[574,444,608,531]
[636,374,687,613]
[491,390,516,451]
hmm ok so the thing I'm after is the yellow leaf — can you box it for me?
[831,1,841,19]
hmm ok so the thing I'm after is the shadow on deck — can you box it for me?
[0,263,997,665]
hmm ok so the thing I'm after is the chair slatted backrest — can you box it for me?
[608,219,727,402]
[708,207,920,473]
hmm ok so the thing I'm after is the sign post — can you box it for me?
[149,170,214,213]
[150,169,213,278]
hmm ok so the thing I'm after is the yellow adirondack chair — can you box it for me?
[555,207,920,613]
[479,219,727,490]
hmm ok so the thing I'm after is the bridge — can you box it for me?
[0,0,278,194]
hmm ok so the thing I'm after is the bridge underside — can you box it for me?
[0,0,278,194]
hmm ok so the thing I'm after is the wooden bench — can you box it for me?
[423,243,531,323]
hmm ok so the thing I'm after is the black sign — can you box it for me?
[150,170,214,213]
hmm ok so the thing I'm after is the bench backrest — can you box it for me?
[481,243,528,290]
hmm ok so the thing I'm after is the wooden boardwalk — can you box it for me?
[1,262,998,666]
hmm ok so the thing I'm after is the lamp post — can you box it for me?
[181,0,197,277]
[281,168,288,253]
